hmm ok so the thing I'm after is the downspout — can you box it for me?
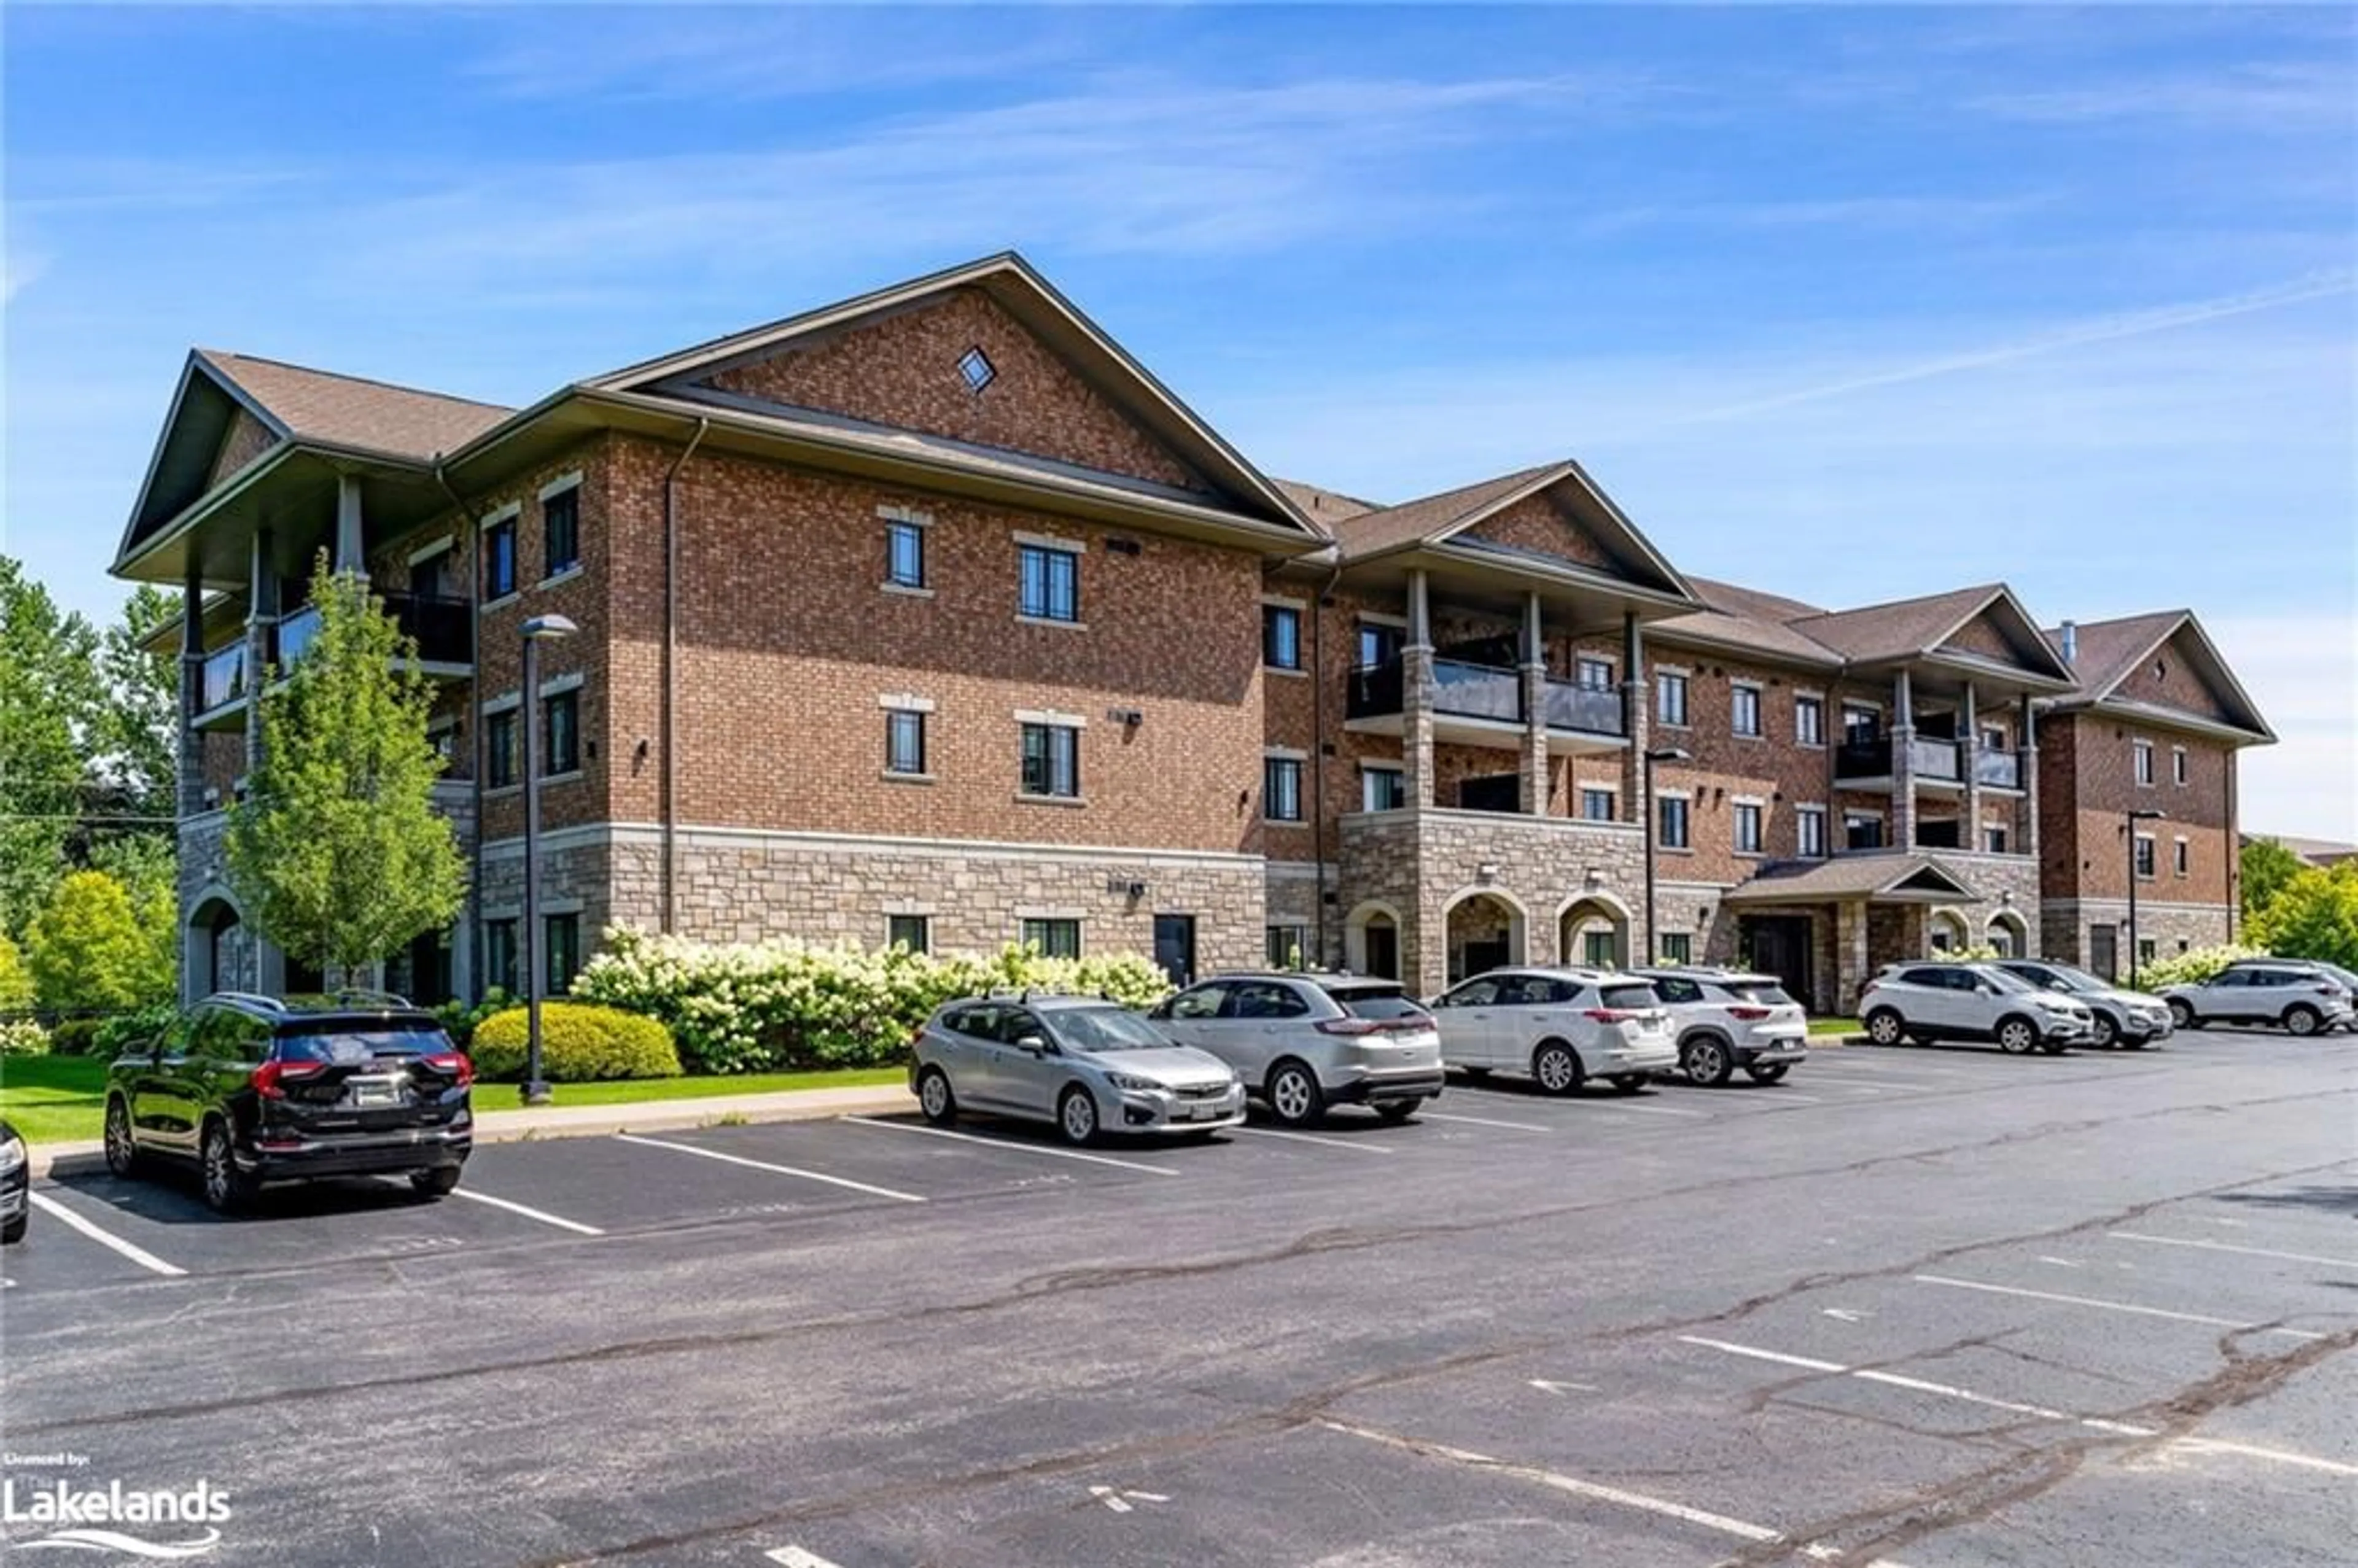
[1309,561,1343,966]
[433,459,485,1000]
[661,419,710,934]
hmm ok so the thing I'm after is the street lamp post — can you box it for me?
[2126,807,2166,990]
[1641,746,1693,965]
[519,613,578,1107]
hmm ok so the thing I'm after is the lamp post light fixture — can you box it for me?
[519,612,579,1107]
[2126,807,2166,990]
[1641,745,1693,965]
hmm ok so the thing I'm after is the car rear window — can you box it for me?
[1723,980,1796,1007]
[1336,991,1427,1021]
[1598,983,1659,1010]
[274,1027,451,1064]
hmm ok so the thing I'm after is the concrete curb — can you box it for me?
[28,1083,917,1180]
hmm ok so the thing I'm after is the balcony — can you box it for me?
[1973,747,2023,791]
[268,593,472,677]
[273,605,322,669]
[195,643,250,729]
[1346,656,1625,753]
[1835,736,1964,791]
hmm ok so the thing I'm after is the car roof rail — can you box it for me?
[330,987,413,1008]
[207,990,289,1012]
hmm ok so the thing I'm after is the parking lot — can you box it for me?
[5,1026,2353,1567]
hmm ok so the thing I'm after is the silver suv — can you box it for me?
[911,995,1245,1145]
[1630,967,1810,1086]
[1994,960,2174,1049]
[2163,964,2354,1037]
[1148,974,1445,1127]
[1859,962,2095,1054]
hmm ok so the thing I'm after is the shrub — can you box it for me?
[434,988,513,1047]
[0,1019,50,1056]
[95,1003,182,1060]
[2134,944,2269,992]
[468,1002,682,1082]
[572,928,1177,1073]
[47,1018,110,1057]
[0,934,32,1013]
[25,871,172,1014]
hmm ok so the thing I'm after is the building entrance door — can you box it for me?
[1153,915,1197,987]
[1741,916,1816,1011]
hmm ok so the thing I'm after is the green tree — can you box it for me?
[0,931,33,1012]
[225,562,465,982]
[24,869,169,1013]
[2248,863,2358,970]
[0,557,104,936]
[90,584,182,837]
[89,834,179,1006]
[2239,836,2305,926]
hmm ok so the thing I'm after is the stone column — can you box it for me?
[1403,569,1435,810]
[1959,681,1981,855]
[335,474,367,578]
[244,529,277,775]
[1837,899,1871,1013]
[1520,592,1549,815]
[1889,669,1917,852]
[179,564,206,820]
[2020,696,2040,864]
[1619,611,1649,825]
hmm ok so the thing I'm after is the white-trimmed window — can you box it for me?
[2172,745,2189,786]
[1018,542,1080,623]
[1658,794,1691,850]
[1983,825,2009,855]
[1263,755,1304,822]
[885,521,926,589]
[2134,834,2158,879]
[1579,786,1615,822]
[1266,925,1310,969]
[1019,721,1080,798]
[2134,737,2155,786]
[481,509,518,602]
[1656,670,1689,728]
[1796,805,1827,858]
[540,686,580,777]
[1658,931,1693,965]
[2174,836,2190,877]
[1731,683,1762,738]
[885,709,927,776]
[1733,801,1764,855]
[540,477,582,578]
[1019,917,1080,959]
[1361,765,1406,812]
[1263,602,1302,670]
[887,914,930,953]
[1794,694,1825,748]
[1576,656,1614,691]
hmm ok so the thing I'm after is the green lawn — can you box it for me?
[1808,1016,1863,1037]
[0,1057,906,1144]
[0,1055,110,1144]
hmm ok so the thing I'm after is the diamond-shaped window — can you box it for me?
[957,347,996,393]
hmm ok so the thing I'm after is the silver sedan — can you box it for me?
[911,994,1247,1145]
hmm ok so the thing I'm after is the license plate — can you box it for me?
[348,1080,399,1109]
[1177,1103,1216,1122]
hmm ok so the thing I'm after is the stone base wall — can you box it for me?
[1923,851,2043,957]
[2042,896,2235,977]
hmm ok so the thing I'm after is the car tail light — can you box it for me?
[251,1059,330,1100]
[1315,1018,1384,1036]
[422,1051,474,1087]
[2311,984,2341,995]
[1583,1008,1636,1024]
[1727,1006,1772,1022]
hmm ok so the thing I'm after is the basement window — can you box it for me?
[958,347,997,393]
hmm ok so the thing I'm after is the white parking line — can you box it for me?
[613,1134,926,1203]
[447,1186,605,1236]
[1912,1275,2327,1340]
[2167,1438,2358,1478]
[1591,1101,1709,1118]
[1421,1110,1554,1133]
[1318,1418,1912,1565]
[1677,1336,2162,1437]
[26,1191,186,1278]
[1231,1126,1396,1154]
[841,1116,1178,1176]
[2108,1232,2358,1271]
[1741,1092,1830,1104]
[765,1548,846,1567]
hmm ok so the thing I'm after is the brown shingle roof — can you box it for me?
[1721,854,1984,905]
[198,351,512,463]
[2044,610,2185,699]
[1328,463,1564,559]
[1651,575,1841,665]
[1271,477,1380,525]
[1787,584,2005,662]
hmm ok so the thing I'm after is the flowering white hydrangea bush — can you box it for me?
[2130,943,2270,993]
[572,927,1174,1073]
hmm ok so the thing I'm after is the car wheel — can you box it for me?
[1531,1040,1584,1096]
[1744,1063,1789,1084]
[1376,1098,1424,1124]
[198,1119,255,1216]
[2285,1004,2322,1038]
[1608,1074,1648,1094]
[1266,1060,1326,1127]
[1996,1017,2039,1055]
[1865,1009,1905,1046]
[2167,999,2195,1031]
[2091,1012,2120,1049]
[1057,1085,1100,1146]
[410,1168,461,1197]
[1682,1035,1733,1087]
[103,1096,141,1179]
[0,1215,23,1245]
[916,1066,958,1127]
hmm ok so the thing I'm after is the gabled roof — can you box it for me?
[586,250,1312,537]
[1271,477,1378,530]
[1722,854,1984,906]
[1651,576,1843,666]
[2046,610,2274,741]
[1786,583,2077,685]
[196,351,511,462]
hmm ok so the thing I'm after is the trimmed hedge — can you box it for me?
[468,1002,682,1082]
[572,928,1176,1073]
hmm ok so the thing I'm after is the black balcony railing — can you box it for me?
[1541,678,1624,737]
[1347,658,1406,721]
[383,592,473,666]
[1835,736,1964,782]
[199,643,247,712]
[1974,747,2022,790]
[1430,657,1521,723]
[272,605,323,670]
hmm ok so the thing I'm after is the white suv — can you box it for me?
[1859,962,2095,1054]
[2163,965,2354,1037]
[1427,968,1678,1095]
[1631,967,1810,1086]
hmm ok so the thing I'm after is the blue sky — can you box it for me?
[6,6,2352,834]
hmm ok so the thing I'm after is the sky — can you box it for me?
[6,5,2353,837]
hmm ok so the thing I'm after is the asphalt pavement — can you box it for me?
[2,1027,2352,1567]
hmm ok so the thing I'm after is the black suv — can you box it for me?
[104,992,473,1213]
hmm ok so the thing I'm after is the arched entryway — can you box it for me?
[1343,901,1403,981]
[1986,909,2029,958]
[1557,892,1632,970]
[1442,887,1527,985]
[1928,908,1971,955]
[187,894,243,999]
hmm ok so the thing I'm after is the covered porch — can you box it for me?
[1721,855,1986,1015]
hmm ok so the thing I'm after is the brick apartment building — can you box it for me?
[111,254,2274,1015]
